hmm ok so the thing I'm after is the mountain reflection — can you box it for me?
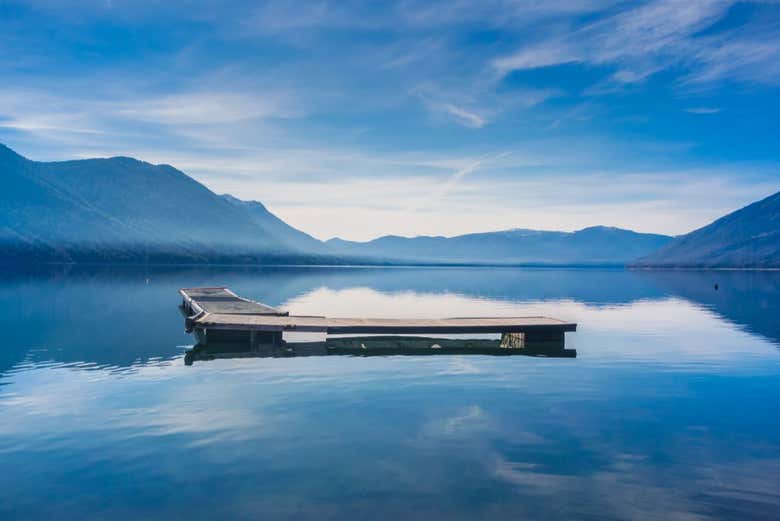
[642,270,780,346]
[183,336,577,365]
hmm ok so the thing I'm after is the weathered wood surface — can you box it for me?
[180,287,287,317]
[179,287,577,335]
[191,313,575,334]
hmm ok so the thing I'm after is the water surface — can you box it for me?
[1,266,779,520]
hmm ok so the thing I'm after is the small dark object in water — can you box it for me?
[714,283,719,291]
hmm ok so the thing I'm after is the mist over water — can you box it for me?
[1,266,779,520]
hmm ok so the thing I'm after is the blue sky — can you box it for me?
[1,0,779,240]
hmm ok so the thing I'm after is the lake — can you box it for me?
[1,266,779,520]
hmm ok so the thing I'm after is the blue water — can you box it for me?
[1,266,779,520]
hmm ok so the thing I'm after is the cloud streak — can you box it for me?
[685,107,722,114]
[493,0,780,89]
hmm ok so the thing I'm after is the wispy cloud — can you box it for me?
[412,82,560,129]
[685,35,780,86]
[396,0,615,28]
[438,103,487,128]
[410,84,491,128]
[0,86,304,150]
[684,107,722,114]
[116,92,302,125]
[493,0,780,89]
[409,157,488,210]
[493,44,578,75]
[547,101,600,130]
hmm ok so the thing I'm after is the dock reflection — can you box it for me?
[184,335,576,365]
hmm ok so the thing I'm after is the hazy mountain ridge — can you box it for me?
[327,226,674,265]
[220,194,324,253]
[0,143,325,263]
[634,190,780,268]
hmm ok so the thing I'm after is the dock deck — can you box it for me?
[180,287,577,353]
[189,313,575,335]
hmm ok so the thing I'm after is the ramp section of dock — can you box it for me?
[180,287,286,320]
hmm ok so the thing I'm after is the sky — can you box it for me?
[1,0,779,241]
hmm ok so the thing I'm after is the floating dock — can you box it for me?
[179,287,577,359]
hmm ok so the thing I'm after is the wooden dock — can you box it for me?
[179,287,577,354]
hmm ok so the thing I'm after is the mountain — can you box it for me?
[326,226,673,265]
[634,190,780,268]
[0,143,325,263]
[220,194,323,252]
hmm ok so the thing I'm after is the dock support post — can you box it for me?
[499,332,524,348]
[521,330,565,349]
[195,328,208,346]
[500,331,566,350]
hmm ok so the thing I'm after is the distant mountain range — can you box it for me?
[1,143,778,267]
[633,190,780,268]
[327,227,672,265]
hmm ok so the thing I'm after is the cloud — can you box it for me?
[493,44,578,75]
[237,0,620,35]
[492,0,780,88]
[438,103,487,128]
[0,86,303,153]
[0,90,108,142]
[396,0,616,28]
[411,84,492,128]
[685,107,722,114]
[412,81,560,129]
[685,35,780,86]
[115,92,302,125]
[547,101,600,129]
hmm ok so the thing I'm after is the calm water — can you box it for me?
[1,266,780,520]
